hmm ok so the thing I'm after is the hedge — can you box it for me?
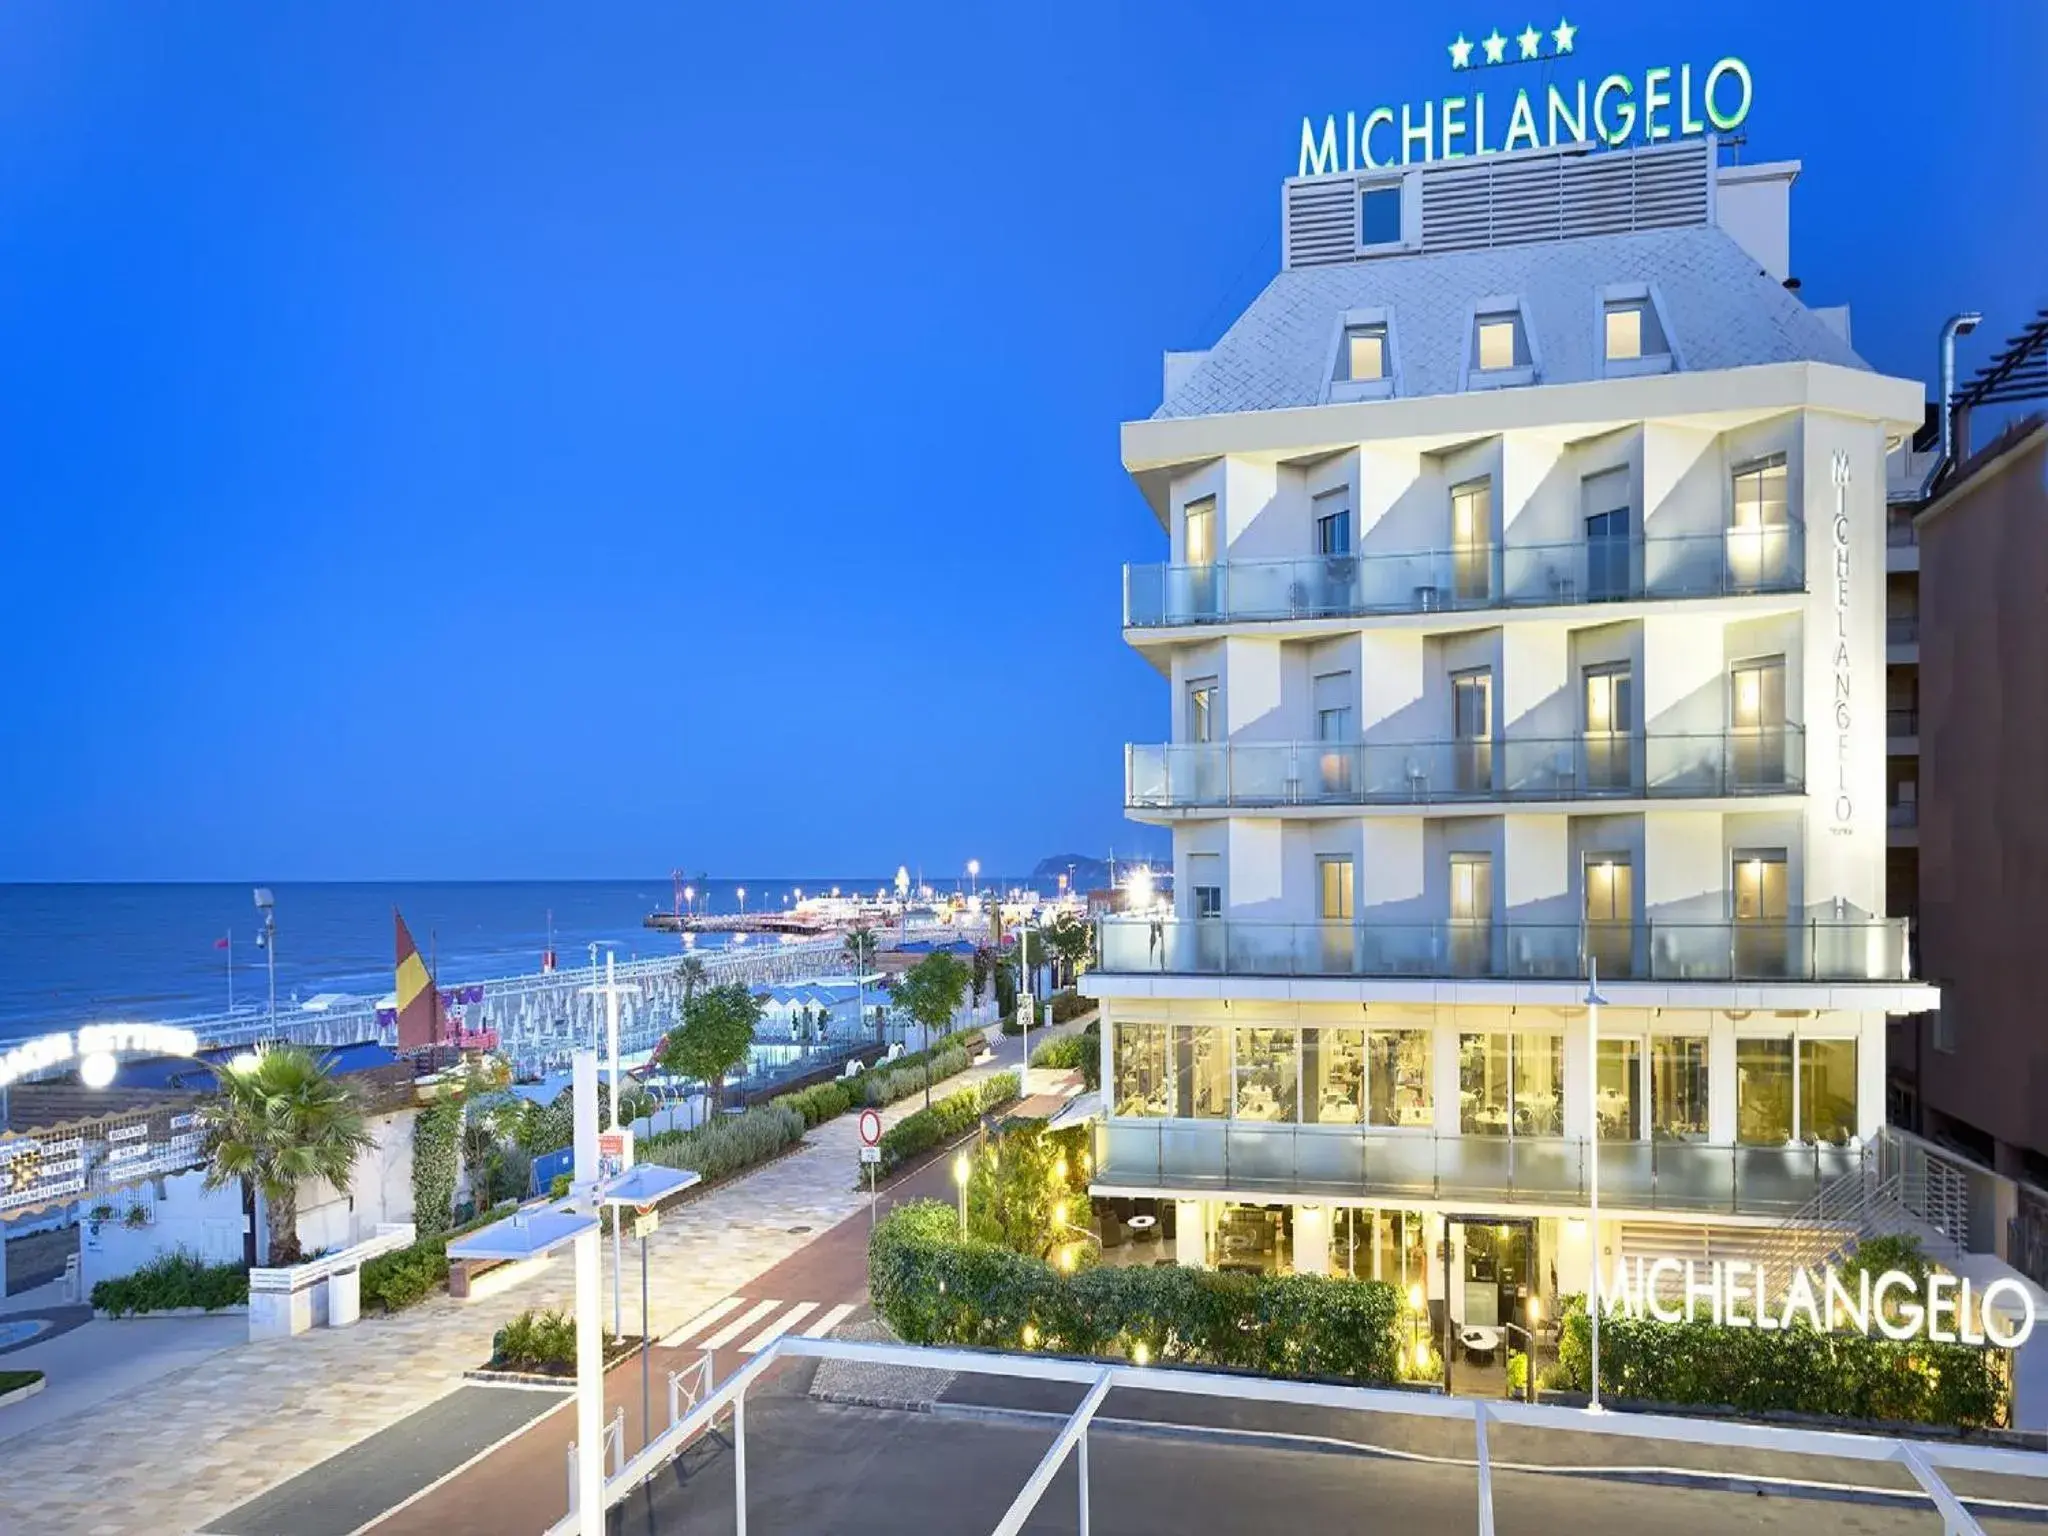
[870,1200,1404,1383]
[0,1369,42,1395]
[360,1201,517,1315]
[639,1103,806,1182]
[91,1251,249,1316]
[872,1073,1019,1174]
[1553,1295,2008,1428]
[1030,1026,1101,1090]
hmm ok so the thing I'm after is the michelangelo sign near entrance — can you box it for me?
[1599,1256,2038,1349]
[1299,18,1753,175]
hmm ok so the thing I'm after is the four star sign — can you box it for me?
[1450,17,1576,67]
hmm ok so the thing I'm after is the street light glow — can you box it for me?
[1128,866,1155,910]
[79,1051,116,1088]
[952,1152,971,1188]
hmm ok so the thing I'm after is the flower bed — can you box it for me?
[871,1073,1020,1175]
[1029,1027,1100,1090]
[91,1251,250,1317]
[869,1199,1404,1383]
[638,1103,806,1182]
[474,1307,639,1379]
[0,1369,46,1398]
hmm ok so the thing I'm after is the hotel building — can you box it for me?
[1083,138,1942,1348]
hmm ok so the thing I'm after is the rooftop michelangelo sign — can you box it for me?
[0,1024,201,1088]
[1299,18,1753,175]
[1600,1256,2037,1349]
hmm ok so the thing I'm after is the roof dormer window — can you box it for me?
[1477,317,1520,372]
[1323,307,1398,404]
[1597,284,1677,379]
[1343,326,1386,383]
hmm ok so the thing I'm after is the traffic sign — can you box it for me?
[860,1145,882,1165]
[857,1108,882,1147]
[633,1208,659,1239]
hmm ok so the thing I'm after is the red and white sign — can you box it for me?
[857,1109,882,1147]
[598,1129,634,1181]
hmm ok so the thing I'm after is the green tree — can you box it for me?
[894,951,971,1109]
[200,1045,373,1267]
[843,926,879,974]
[658,981,762,1114]
[965,1123,1092,1259]
[994,954,1019,1022]
[970,946,993,1009]
[1046,913,1092,989]
[677,955,708,1004]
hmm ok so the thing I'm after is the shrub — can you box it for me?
[872,1073,1019,1174]
[91,1250,249,1316]
[487,1307,625,1373]
[862,1047,973,1109]
[1029,1027,1100,1090]
[639,1102,805,1183]
[0,1369,42,1395]
[1049,990,1094,1025]
[870,1200,1403,1384]
[360,1200,517,1315]
[1551,1294,2007,1428]
[774,1080,855,1128]
[412,1097,463,1239]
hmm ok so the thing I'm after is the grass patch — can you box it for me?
[0,1369,43,1395]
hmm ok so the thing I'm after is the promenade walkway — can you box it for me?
[0,1023,1077,1536]
[0,1024,1089,1536]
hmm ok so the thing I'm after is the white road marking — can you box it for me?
[659,1295,745,1348]
[800,1302,858,1338]
[740,1301,819,1353]
[700,1298,782,1351]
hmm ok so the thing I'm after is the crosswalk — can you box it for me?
[661,1295,859,1354]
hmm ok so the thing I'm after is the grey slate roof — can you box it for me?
[1155,225,1869,420]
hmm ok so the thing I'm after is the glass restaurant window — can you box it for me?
[1800,1038,1858,1147]
[1650,1036,1710,1141]
[1305,1028,1364,1124]
[1235,1027,1298,1122]
[1113,1021,1171,1117]
[1513,1031,1565,1137]
[1595,1038,1641,1140]
[1174,1025,1230,1119]
[1736,1037,1796,1145]
[1367,1029,1433,1126]
[1460,1034,1511,1135]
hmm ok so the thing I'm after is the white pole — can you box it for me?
[1585,958,1604,1414]
[226,930,234,1013]
[606,950,623,1339]
[571,1050,604,1533]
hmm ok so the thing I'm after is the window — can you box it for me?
[1451,478,1493,600]
[1305,1028,1364,1124]
[1477,317,1520,371]
[1596,1038,1642,1140]
[1193,885,1222,919]
[1460,1033,1511,1135]
[1184,496,1218,562]
[1736,1038,1795,1145]
[1604,306,1642,361]
[1360,185,1402,247]
[1317,856,1354,921]
[1799,1038,1857,1147]
[1335,326,1387,384]
[1235,1027,1298,1122]
[1367,1029,1433,1126]
[1582,466,1631,601]
[1512,1031,1564,1137]
[1583,854,1634,977]
[1650,1037,1709,1141]
[1174,1024,1230,1117]
[1113,1021,1171,1117]
[1452,672,1493,794]
[1461,1032,1561,1137]
[1187,681,1216,744]
[1315,495,1353,553]
[1732,456,1789,529]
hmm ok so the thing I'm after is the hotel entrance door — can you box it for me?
[1442,1216,1536,1400]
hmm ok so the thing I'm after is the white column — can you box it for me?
[1176,1201,1205,1268]
[1293,1204,1330,1277]
[571,1049,603,1534]
[1707,1012,1738,1146]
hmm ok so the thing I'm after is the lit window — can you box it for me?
[1477,317,1519,371]
[1605,306,1642,361]
[1360,186,1402,247]
[1345,328,1385,382]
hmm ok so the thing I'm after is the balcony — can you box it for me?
[1123,525,1804,629]
[1093,1120,1859,1217]
[1887,615,1920,645]
[1093,915,1915,983]
[1127,730,1806,811]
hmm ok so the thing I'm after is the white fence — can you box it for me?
[247,1222,415,1340]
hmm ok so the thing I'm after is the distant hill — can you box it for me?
[1030,854,1113,891]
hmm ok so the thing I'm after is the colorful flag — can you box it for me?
[214,936,230,950]
[394,911,441,1051]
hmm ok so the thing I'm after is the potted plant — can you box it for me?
[87,1203,116,1230]
[123,1202,150,1229]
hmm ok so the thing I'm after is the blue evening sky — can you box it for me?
[1,2,2041,882]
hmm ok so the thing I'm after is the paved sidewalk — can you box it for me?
[0,1028,1057,1536]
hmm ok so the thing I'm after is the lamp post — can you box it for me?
[684,885,695,919]
[895,866,910,937]
[967,859,980,901]
[738,886,747,917]
[953,1151,970,1238]
[1585,958,1606,1414]
[253,888,277,1032]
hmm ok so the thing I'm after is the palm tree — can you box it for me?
[200,1045,373,1267]
[843,926,879,974]
[677,955,708,1004]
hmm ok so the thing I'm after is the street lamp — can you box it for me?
[953,1151,971,1238]
[895,866,910,936]
[737,886,747,916]
[253,888,277,1031]
[684,885,695,917]
[967,859,980,900]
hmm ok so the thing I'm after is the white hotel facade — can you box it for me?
[1084,138,1940,1338]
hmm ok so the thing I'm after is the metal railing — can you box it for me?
[1124,525,1804,628]
[1888,615,1921,644]
[1887,516,1919,547]
[1091,1121,1861,1217]
[565,1406,626,1513]
[546,1332,2048,1536]
[1127,730,1806,809]
[1094,915,1916,984]
[1888,708,1920,737]
[1889,802,1921,828]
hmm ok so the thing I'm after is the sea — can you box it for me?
[0,878,1032,1042]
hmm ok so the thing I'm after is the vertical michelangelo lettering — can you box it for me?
[1831,451,1853,826]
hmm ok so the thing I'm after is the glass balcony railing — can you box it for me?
[1124,526,1804,628]
[1094,915,1914,983]
[1126,730,1806,809]
[1093,1121,1860,1217]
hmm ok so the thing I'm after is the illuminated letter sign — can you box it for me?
[0,1025,202,1087]
[1298,20,1754,174]
[1618,1257,2036,1348]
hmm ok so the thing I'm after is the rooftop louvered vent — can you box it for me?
[1283,140,1713,270]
